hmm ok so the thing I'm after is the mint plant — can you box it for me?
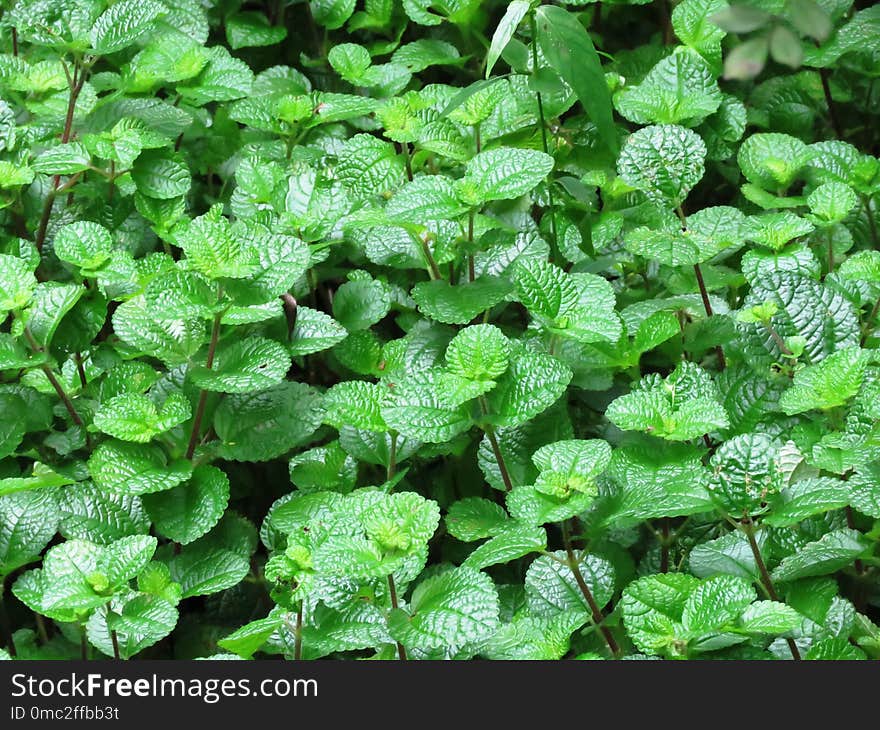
[0,0,879,662]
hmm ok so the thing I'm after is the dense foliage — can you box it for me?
[0,0,878,661]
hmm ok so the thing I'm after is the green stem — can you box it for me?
[562,521,621,658]
[185,307,223,460]
[386,432,398,483]
[862,194,879,249]
[403,141,413,182]
[81,626,89,660]
[387,575,407,660]
[467,209,475,283]
[739,518,801,661]
[417,232,442,281]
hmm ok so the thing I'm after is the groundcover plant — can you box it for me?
[0,0,878,661]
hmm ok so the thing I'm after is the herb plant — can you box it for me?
[0,0,879,661]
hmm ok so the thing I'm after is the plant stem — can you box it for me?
[0,583,16,657]
[110,629,120,660]
[386,431,398,482]
[36,57,86,252]
[845,506,865,575]
[34,613,50,645]
[294,604,303,661]
[417,232,442,280]
[740,517,801,660]
[818,67,843,139]
[479,397,513,491]
[659,518,670,573]
[677,206,726,369]
[761,320,794,359]
[402,141,413,182]
[863,195,879,249]
[861,297,880,346]
[386,575,407,660]
[11,27,18,56]
[562,521,621,658]
[528,12,557,251]
[81,627,88,660]
[17,316,88,438]
[185,309,223,460]
[74,352,88,389]
[467,209,475,283]
[693,263,727,369]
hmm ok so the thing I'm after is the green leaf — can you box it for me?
[94,392,191,443]
[226,12,287,50]
[382,369,472,443]
[621,573,699,654]
[168,541,250,598]
[90,0,167,54]
[462,523,546,570]
[412,277,512,325]
[88,441,192,496]
[526,551,614,619]
[771,529,870,583]
[617,124,707,208]
[778,347,871,415]
[738,133,809,192]
[0,393,26,462]
[765,477,850,528]
[132,150,191,200]
[190,337,290,394]
[213,382,324,462]
[486,1,530,78]
[445,497,509,542]
[680,575,755,634]
[532,439,611,498]
[87,593,178,659]
[0,490,58,577]
[54,221,113,271]
[738,601,802,635]
[32,141,91,175]
[535,5,618,154]
[333,277,392,332]
[387,566,500,650]
[458,147,555,204]
[486,343,572,429]
[807,182,858,224]
[143,465,230,545]
[288,307,348,356]
[602,444,713,526]
[323,381,388,432]
[174,205,256,279]
[708,432,784,515]
[0,253,37,316]
[615,49,722,126]
[446,324,510,382]
[218,614,282,658]
[672,0,728,68]
[689,530,761,582]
